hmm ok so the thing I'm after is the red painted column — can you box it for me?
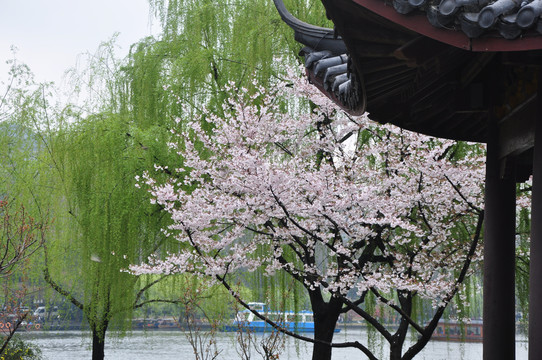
[529,92,542,360]
[483,117,516,360]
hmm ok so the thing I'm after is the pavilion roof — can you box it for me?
[330,0,542,49]
[275,0,542,178]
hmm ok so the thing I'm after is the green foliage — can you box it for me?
[0,45,180,352]
[128,0,329,121]
[43,110,178,335]
[0,337,43,360]
[133,274,239,322]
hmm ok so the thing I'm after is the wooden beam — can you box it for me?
[498,94,537,159]
[393,36,452,67]
[529,81,542,360]
[484,115,517,360]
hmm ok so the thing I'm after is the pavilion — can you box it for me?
[274,0,542,359]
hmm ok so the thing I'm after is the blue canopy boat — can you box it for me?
[225,302,340,333]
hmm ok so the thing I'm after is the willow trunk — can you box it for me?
[91,322,109,360]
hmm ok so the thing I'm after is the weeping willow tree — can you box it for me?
[24,39,192,360]
[0,57,63,319]
[0,43,186,360]
[41,110,182,360]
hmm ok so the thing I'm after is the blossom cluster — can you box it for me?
[129,69,486,307]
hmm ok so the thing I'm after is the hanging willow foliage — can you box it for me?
[44,110,173,332]
[0,40,188,360]
[127,0,331,117]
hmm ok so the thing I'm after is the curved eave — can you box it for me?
[273,0,347,54]
[274,0,336,35]
[349,0,542,51]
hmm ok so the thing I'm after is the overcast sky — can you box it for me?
[0,0,159,87]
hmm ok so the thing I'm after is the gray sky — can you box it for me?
[0,0,159,87]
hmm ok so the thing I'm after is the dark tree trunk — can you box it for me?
[390,341,404,360]
[92,331,105,360]
[310,295,342,360]
[312,314,338,360]
[389,325,409,360]
[91,321,109,360]
[389,292,412,360]
[389,323,409,360]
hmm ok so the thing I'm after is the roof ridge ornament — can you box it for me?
[517,0,542,28]
[478,0,522,28]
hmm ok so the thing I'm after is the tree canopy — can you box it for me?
[130,69,486,360]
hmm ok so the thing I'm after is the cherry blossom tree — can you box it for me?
[130,70,486,360]
[0,200,46,356]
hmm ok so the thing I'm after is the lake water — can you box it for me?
[20,329,528,359]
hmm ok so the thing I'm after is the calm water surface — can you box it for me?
[21,329,528,359]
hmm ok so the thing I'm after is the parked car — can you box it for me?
[33,306,59,321]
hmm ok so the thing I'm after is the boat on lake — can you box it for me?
[432,319,483,342]
[225,302,340,333]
